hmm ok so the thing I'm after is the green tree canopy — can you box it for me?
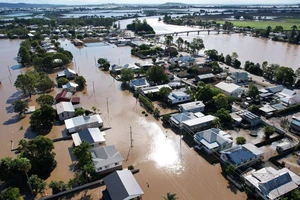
[74,76,86,90]
[213,93,228,110]
[57,77,69,88]
[36,94,54,106]
[236,136,247,145]
[190,38,205,55]
[49,180,68,195]
[12,100,28,115]
[120,68,134,83]
[225,164,235,176]
[264,125,275,139]
[29,104,56,130]
[213,108,232,125]
[14,71,36,98]
[247,83,259,98]
[28,174,47,196]
[275,66,296,86]
[0,187,22,200]
[35,72,55,92]
[162,192,178,200]
[158,87,172,101]
[146,65,169,85]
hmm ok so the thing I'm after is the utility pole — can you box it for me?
[7,66,11,76]
[106,97,109,117]
[130,126,133,147]
[92,81,95,94]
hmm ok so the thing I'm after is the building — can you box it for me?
[169,112,203,129]
[62,82,79,93]
[141,84,171,95]
[182,115,216,134]
[220,143,264,169]
[168,91,191,104]
[236,110,261,127]
[194,128,233,154]
[290,116,300,132]
[215,82,244,97]
[230,72,248,83]
[103,170,144,200]
[266,85,284,94]
[243,166,300,200]
[65,114,103,133]
[57,68,77,79]
[281,94,300,106]
[55,102,75,121]
[195,73,215,82]
[178,101,205,113]
[71,128,106,147]
[55,91,72,103]
[73,38,84,46]
[90,145,124,174]
[129,78,150,91]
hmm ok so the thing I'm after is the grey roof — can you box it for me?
[267,85,284,94]
[55,102,75,115]
[271,103,286,111]
[90,145,124,169]
[279,88,296,97]
[104,170,144,200]
[130,78,148,87]
[170,112,197,125]
[231,72,248,80]
[72,128,105,146]
[197,73,214,80]
[237,110,260,121]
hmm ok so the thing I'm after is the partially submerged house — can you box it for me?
[57,68,77,79]
[169,112,203,129]
[182,115,216,134]
[194,128,233,154]
[65,114,103,133]
[55,91,72,103]
[168,91,191,104]
[290,116,300,132]
[103,170,144,200]
[62,82,79,93]
[90,145,124,174]
[141,84,171,95]
[55,101,75,121]
[243,166,300,200]
[71,128,106,147]
[129,78,150,91]
[215,82,244,97]
[178,101,205,113]
[220,143,264,169]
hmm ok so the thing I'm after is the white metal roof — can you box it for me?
[71,128,106,146]
[215,82,241,94]
[183,115,216,127]
[56,102,75,115]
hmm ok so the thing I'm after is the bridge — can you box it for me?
[143,29,234,37]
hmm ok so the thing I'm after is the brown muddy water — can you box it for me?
[0,39,247,199]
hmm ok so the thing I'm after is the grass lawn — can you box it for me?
[216,18,300,30]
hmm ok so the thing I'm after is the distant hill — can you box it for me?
[160,2,190,7]
[0,2,62,8]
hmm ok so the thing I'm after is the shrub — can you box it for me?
[138,95,153,113]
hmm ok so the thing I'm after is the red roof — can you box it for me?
[71,97,80,104]
[55,91,72,102]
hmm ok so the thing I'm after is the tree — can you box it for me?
[75,108,85,116]
[233,59,241,69]
[225,54,232,66]
[214,108,232,125]
[146,65,169,85]
[247,83,259,98]
[223,21,233,31]
[120,68,134,83]
[248,105,260,115]
[33,56,43,71]
[236,136,246,145]
[74,76,86,90]
[73,142,93,169]
[188,84,221,104]
[19,136,56,179]
[162,192,178,200]
[213,93,228,110]
[190,38,205,55]
[28,174,47,196]
[176,37,184,49]
[212,118,221,128]
[35,72,55,92]
[291,189,300,200]
[14,72,36,98]
[275,66,295,86]
[49,181,68,195]
[0,187,21,200]
[29,104,56,130]
[57,77,69,88]
[36,94,54,106]
[262,61,268,72]
[264,125,275,139]
[225,164,235,176]
[263,64,279,81]
[102,62,110,71]
[265,26,272,38]
[204,49,218,61]
[296,67,300,78]
[158,87,172,101]
[164,35,173,47]
[12,100,28,115]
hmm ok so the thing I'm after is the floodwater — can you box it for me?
[119,17,300,70]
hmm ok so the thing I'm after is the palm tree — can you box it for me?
[162,192,178,200]
[176,37,183,50]
[291,25,298,31]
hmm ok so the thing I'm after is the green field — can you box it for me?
[216,18,300,30]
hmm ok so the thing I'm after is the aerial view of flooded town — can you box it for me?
[1,0,300,200]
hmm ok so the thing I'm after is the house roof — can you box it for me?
[90,145,124,169]
[197,73,214,80]
[281,95,300,105]
[236,110,260,121]
[84,114,103,125]
[243,167,300,200]
[278,88,296,98]
[62,82,79,89]
[71,97,80,104]
[65,116,86,130]
[71,128,106,146]
[66,68,77,74]
[231,72,248,80]
[266,85,284,94]
[130,78,149,87]
[259,105,276,113]
[104,170,144,200]
[168,91,189,100]
[55,102,75,115]
[170,112,198,125]
[141,84,171,94]
[183,115,216,127]
[55,91,72,101]
[215,82,241,94]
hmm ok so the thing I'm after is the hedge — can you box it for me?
[138,94,154,113]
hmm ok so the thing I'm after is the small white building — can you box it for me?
[194,128,233,154]
[178,101,205,113]
[215,82,244,97]
[62,82,79,93]
[182,115,216,133]
[55,102,75,121]
[129,78,150,91]
[243,166,300,200]
[65,114,103,133]
[220,143,264,169]
[57,68,77,79]
[90,145,124,174]
[71,128,106,147]
[168,91,191,104]
[103,170,144,200]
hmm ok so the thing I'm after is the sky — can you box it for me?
[1,0,299,5]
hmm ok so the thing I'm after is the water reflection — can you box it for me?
[137,117,184,173]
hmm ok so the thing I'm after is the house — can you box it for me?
[169,112,202,129]
[55,91,72,103]
[57,68,77,79]
[195,73,215,82]
[90,145,124,174]
[123,64,140,72]
[194,128,233,154]
[141,84,172,95]
[230,72,248,83]
[281,94,300,106]
[220,143,264,169]
[73,38,84,46]
[71,97,80,105]
[110,64,122,73]
[129,78,150,91]
[178,101,205,113]
[65,114,103,133]
[266,85,284,94]
[71,128,106,147]
[277,88,296,98]
[290,116,300,132]
[276,141,295,153]
[243,166,300,200]
[103,170,144,200]
[182,115,216,134]
[236,110,261,127]
[168,91,191,104]
[215,82,244,97]
[62,82,79,93]
[55,102,75,121]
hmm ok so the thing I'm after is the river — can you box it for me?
[119,16,300,70]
